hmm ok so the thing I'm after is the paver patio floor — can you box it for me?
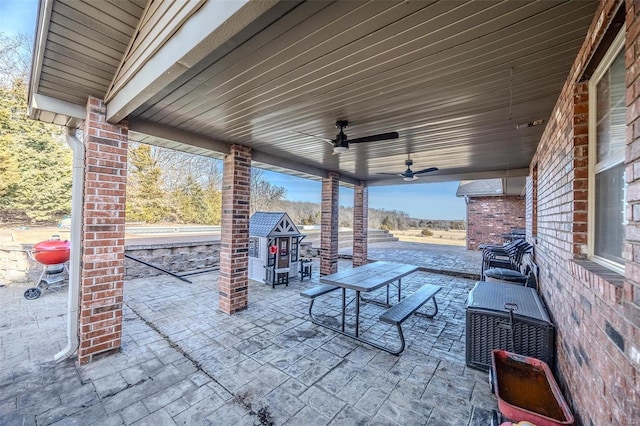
[1,254,497,425]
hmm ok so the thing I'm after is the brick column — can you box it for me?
[320,172,339,275]
[624,0,640,342]
[219,145,251,314]
[78,97,128,364]
[572,81,589,257]
[352,182,368,267]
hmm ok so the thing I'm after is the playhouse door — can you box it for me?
[277,237,290,269]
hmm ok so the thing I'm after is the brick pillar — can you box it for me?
[572,81,589,257]
[78,97,127,364]
[320,172,339,275]
[219,145,251,314]
[624,0,640,342]
[352,182,368,267]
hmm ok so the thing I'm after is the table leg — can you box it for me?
[355,290,360,337]
[341,288,346,332]
[398,278,402,301]
[386,285,389,305]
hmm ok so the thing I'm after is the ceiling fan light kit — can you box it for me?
[378,156,439,182]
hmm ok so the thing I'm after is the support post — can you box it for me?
[320,172,339,275]
[78,97,127,364]
[353,181,368,267]
[219,145,251,314]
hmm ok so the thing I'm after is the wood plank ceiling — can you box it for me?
[31,0,599,185]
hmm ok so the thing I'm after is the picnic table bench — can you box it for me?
[379,283,441,354]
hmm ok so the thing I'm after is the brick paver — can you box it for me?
[340,241,482,278]
[1,246,496,425]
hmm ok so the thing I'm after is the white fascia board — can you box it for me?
[30,93,87,123]
[106,0,281,123]
[27,0,53,116]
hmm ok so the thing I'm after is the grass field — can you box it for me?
[391,229,466,246]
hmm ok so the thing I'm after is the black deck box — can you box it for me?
[466,281,554,371]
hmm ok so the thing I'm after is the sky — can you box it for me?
[1,0,466,221]
[262,170,465,220]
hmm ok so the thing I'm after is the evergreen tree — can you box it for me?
[126,143,168,222]
[0,78,71,222]
[171,175,207,224]
[203,182,222,225]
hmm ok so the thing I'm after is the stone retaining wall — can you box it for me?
[0,240,222,286]
[0,245,34,285]
[125,240,221,279]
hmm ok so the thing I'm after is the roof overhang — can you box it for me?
[27,0,600,186]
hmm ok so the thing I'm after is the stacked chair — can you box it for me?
[480,239,537,289]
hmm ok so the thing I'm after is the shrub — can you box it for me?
[421,229,433,237]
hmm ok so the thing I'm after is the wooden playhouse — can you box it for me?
[248,212,305,287]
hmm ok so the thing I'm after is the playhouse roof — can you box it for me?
[249,212,302,238]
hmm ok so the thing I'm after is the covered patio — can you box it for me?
[2,252,492,425]
[20,0,640,424]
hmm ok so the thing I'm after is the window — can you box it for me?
[588,30,627,272]
[249,237,259,258]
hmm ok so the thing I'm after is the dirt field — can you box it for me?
[391,229,466,246]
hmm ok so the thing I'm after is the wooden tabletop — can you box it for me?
[320,261,419,292]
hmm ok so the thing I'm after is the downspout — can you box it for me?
[54,127,84,362]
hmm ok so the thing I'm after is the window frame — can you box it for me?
[248,237,260,259]
[587,29,626,275]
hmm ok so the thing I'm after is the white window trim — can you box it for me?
[587,29,626,275]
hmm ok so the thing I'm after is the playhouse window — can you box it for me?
[249,237,259,258]
[588,29,626,273]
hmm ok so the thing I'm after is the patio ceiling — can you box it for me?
[28,0,599,187]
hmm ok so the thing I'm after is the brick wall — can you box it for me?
[78,97,127,364]
[218,145,250,314]
[352,182,368,267]
[320,172,339,275]
[529,1,640,423]
[465,196,525,250]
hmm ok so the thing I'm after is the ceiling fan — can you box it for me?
[296,120,399,154]
[379,157,438,182]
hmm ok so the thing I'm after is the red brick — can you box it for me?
[529,3,640,423]
[78,97,127,365]
[218,145,251,314]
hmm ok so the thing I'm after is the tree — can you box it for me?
[203,182,222,225]
[126,143,168,222]
[250,169,286,214]
[0,74,71,222]
[380,216,394,230]
[0,33,30,87]
[170,175,208,223]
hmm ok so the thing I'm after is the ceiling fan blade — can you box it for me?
[376,172,406,177]
[290,130,333,144]
[413,167,439,175]
[348,131,399,144]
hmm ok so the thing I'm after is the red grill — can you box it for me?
[24,238,70,300]
[32,240,70,265]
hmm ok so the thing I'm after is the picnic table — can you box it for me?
[300,261,441,355]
